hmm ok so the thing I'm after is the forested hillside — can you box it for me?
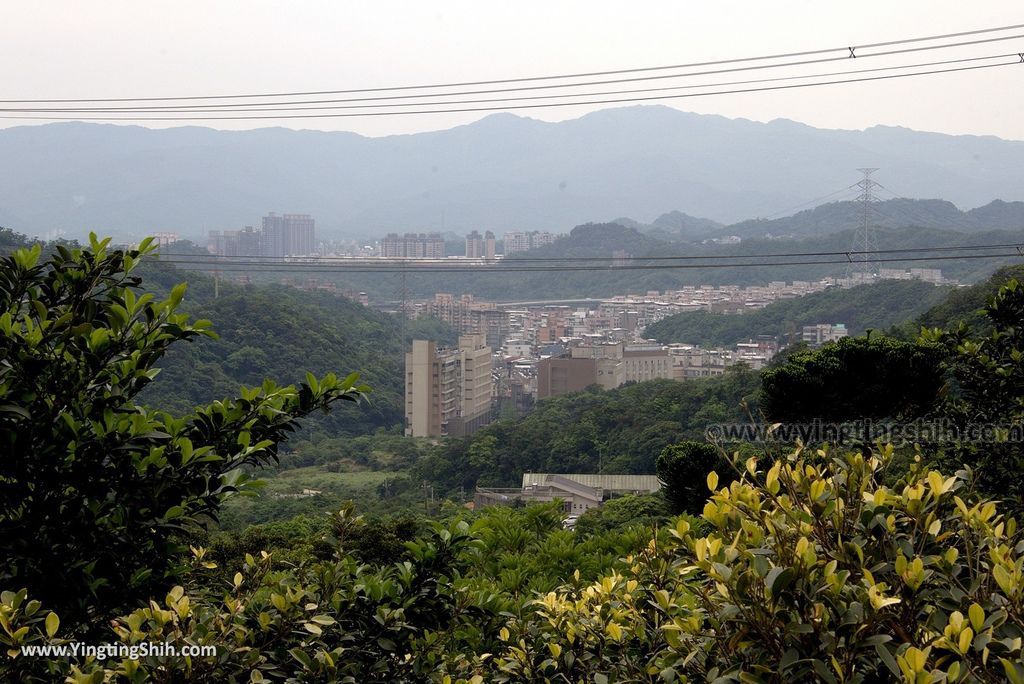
[910,262,1024,332]
[136,259,456,435]
[644,279,951,346]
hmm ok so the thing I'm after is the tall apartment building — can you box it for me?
[381,233,404,258]
[282,213,316,256]
[209,213,316,258]
[466,230,484,258]
[427,294,509,349]
[471,308,510,349]
[237,226,261,257]
[261,213,285,257]
[483,231,495,260]
[382,232,445,258]
[465,230,496,259]
[260,212,315,256]
[405,334,493,438]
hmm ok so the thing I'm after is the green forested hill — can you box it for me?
[909,262,1024,332]
[136,259,456,435]
[643,279,950,347]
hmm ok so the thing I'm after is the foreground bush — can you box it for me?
[492,445,1024,683]
[4,445,1023,682]
[0,238,368,628]
[2,521,510,683]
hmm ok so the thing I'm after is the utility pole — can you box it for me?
[847,168,881,279]
[395,266,408,341]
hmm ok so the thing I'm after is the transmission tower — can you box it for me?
[847,168,882,279]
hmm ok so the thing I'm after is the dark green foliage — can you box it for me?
[645,279,950,347]
[135,258,457,436]
[6,452,1024,682]
[573,493,673,535]
[280,433,430,471]
[0,238,367,629]
[761,334,945,426]
[414,369,760,494]
[468,501,663,597]
[911,262,1024,334]
[656,442,733,515]
[940,279,1024,422]
[4,520,499,683]
[201,514,337,573]
[216,468,419,529]
[922,278,1024,510]
[328,504,423,567]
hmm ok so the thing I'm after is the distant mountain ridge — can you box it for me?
[614,198,1024,242]
[726,198,1024,239]
[1,106,1023,239]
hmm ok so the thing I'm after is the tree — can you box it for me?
[926,278,1024,423]
[761,334,945,451]
[922,278,1024,509]
[573,492,671,535]
[0,237,368,629]
[656,441,731,514]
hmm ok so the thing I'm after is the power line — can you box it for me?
[156,241,1024,264]
[152,251,1024,274]
[2,44,1019,113]
[4,22,1022,103]
[754,186,861,221]
[5,59,1019,122]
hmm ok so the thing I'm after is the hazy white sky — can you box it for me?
[2,1,1022,139]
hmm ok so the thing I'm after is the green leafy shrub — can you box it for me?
[574,493,672,535]
[761,335,945,444]
[0,237,368,629]
[490,445,1024,683]
[2,521,504,683]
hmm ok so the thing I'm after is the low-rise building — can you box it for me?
[474,473,661,514]
[802,323,849,347]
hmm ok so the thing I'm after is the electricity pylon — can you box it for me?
[847,168,881,279]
